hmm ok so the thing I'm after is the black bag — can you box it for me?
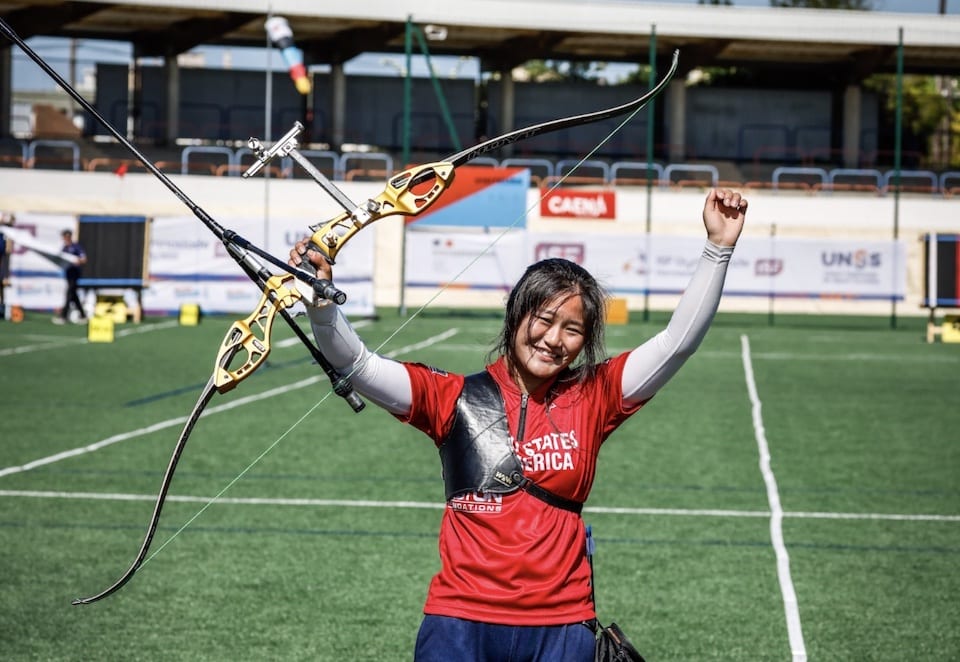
[595,621,645,662]
[587,526,647,662]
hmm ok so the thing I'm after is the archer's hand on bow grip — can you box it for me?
[307,161,455,263]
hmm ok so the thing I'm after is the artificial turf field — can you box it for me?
[1,308,957,661]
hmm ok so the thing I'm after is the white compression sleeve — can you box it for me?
[622,241,733,405]
[306,304,413,415]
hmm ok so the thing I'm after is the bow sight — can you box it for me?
[243,121,456,264]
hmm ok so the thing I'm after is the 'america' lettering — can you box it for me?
[524,451,575,472]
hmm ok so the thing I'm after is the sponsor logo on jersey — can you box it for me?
[449,492,504,513]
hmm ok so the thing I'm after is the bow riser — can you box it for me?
[308,162,455,262]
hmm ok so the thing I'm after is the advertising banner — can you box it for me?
[146,215,375,316]
[143,214,257,315]
[539,189,616,220]
[409,166,530,228]
[2,216,905,316]
[404,230,906,301]
[531,232,906,300]
[404,228,526,291]
[2,213,375,317]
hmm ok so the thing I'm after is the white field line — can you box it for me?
[1,490,957,523]
[0,336,86,356]
[273,318,372,348]
[383,328,458,357]
[741,334,807,662]
[0,375,324,478]
[0,320,181,357]
[0,324,454,479]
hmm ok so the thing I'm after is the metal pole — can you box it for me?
[264,8,273,253]
[769,223,776,327]
[643,24,657,322]
[399,16,414,316]
[402,17,413,167]
[411,24,462,153]
[891,26,903,330]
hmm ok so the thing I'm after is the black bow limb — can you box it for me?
[0,17,366,606]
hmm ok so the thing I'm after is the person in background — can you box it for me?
[289,187,747,662]
[0,213,13,319]
[54,228,87,325]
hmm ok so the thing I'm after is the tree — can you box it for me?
[864,73,958,168]
[770,0,874,8]
[519,60,608,82]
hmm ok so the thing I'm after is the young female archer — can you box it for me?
[289,187,747,662]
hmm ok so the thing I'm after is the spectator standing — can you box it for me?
[54,228,87,325]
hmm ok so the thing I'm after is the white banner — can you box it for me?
[145,215,375,316]
[404,229,906,301]
[3,213,376,317]
[728,235,906,300]
[3,219,905,316]
[537,233,905,299]
[404,227,527,291]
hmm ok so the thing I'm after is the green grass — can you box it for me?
[1,309,958,660]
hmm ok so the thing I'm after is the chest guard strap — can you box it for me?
[439,371,582,514]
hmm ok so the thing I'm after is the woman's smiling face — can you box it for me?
[511,292,586,394]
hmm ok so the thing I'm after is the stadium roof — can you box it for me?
[1,0,959,76]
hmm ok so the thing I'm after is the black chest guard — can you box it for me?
[439,372,523,500]
[439,371,583,514]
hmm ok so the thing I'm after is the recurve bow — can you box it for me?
[2,15,678,603]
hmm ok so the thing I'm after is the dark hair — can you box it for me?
[491,258,608,382]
